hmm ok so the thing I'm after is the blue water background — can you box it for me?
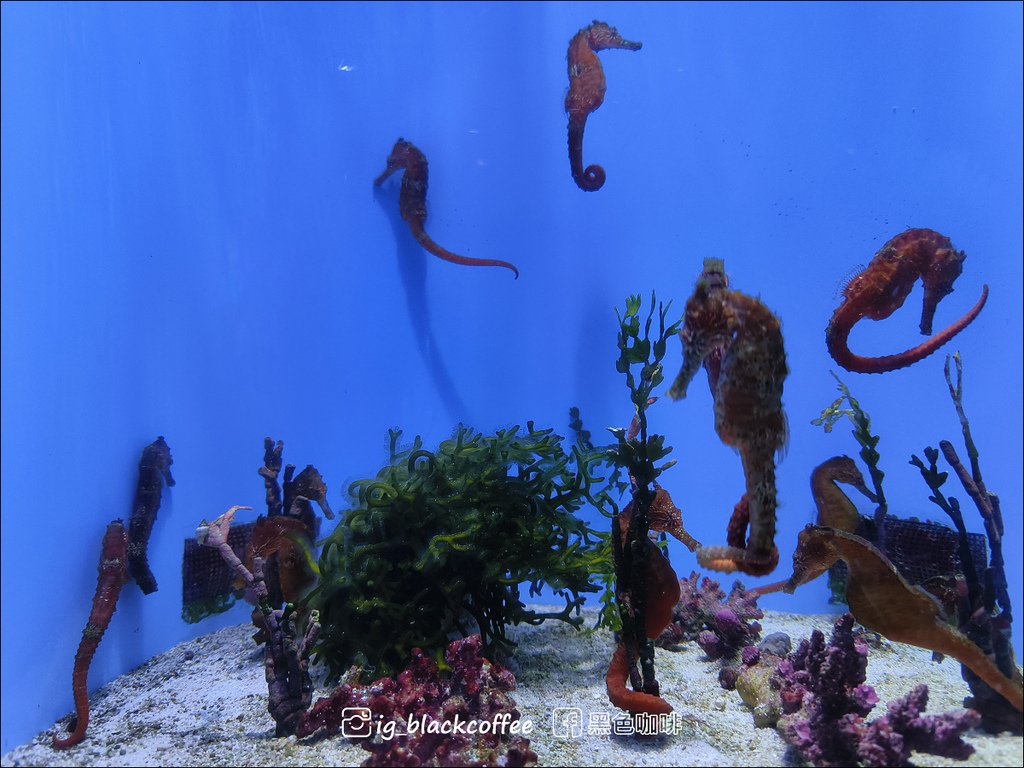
[2,1,1021,751]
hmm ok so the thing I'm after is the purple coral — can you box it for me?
[297,635,537,767]
[657,571,762,660]
[776,614,979,767]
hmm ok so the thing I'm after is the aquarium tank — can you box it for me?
[1,2,1021,766]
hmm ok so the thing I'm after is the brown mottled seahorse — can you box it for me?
[52,521,129,749]
[374,138,519,278]
[826,228,988,374]
[565,21,641,191]
[667,258,788,577]
[780,525,1023,713]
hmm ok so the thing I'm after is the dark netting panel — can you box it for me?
[181,521,255,623]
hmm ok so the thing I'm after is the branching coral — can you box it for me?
[775,614,980,767]
[297,635,537,767]
[656,571,763,661]
[308,423,611,679]
[909,353,1023,733]
[197,505,321,736]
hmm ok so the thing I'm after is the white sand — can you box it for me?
[3,610,1021,767]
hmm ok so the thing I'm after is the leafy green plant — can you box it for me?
[813,371,887,522]
[306,423,613,678]
[606,291,683,696]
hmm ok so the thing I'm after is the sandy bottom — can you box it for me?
[3,609,1022,767]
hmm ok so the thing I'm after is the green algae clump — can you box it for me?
[308,423,611,678]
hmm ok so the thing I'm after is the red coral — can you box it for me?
[298,635,536,767]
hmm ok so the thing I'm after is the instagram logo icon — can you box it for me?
[339,707,374,739]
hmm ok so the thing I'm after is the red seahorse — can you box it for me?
[826,228,989,374]
[374,138,519,278]
[52,520,129,749]
[667,259,788,577]
[565,21,641,191]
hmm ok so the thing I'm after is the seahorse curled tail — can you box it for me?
[825,228,988,374]
[564,21,641,192]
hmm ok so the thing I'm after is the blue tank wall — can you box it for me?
[2,1,1021,751]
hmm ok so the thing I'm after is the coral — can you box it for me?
[668,258,788,576]
[197,505,321,736]
[181,519,256,623]
[127,435,175,594]
[374,138,519,277]
[52,521,129,749]
[180,438,329,625]
[825,228,988,374]
[775,614,980,767]
[910,353,1023,733]
[656,571,763,662]
[297,635,537,768]
[564,20,641,191]
[309,423,610,679]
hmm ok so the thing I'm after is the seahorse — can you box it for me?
[606,491,683,715]
[565,21,641,191]
[826,228,989,374]
[778,525,1023,714]
[374,138,519,278]
[127,436,174,595]
[52,520,129,749]
[667,258,788,577]
[810,455,874,533]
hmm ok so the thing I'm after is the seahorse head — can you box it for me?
[782,524,838,593]
[919,245,967,335]
[585,21,642,52]
[821,456,872,497]
[374,138,424,186]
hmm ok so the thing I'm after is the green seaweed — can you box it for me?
[607,291,683,699]
[812,371,887,514]
[306,423,614,678]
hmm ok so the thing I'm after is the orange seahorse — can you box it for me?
[565,21,641,191]
[667,259,788,577]
[771,525,1023,714]
[826,228,988,374]
[52,521,129,749]
[606,487,697,715]
[374,138,519,278]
